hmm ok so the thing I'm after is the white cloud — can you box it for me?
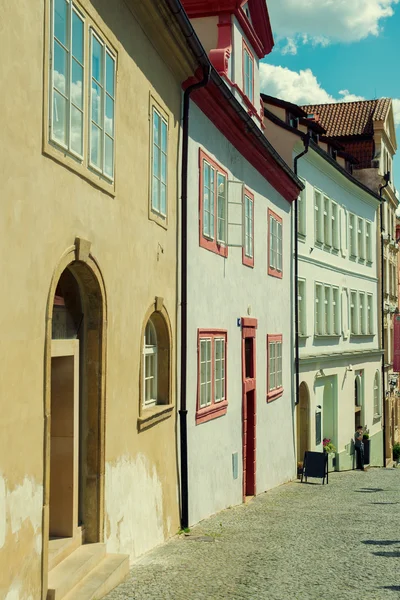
[281,38,297,55]
[260,63,335,105]
[268,0,399,50]
[260,64,400,121]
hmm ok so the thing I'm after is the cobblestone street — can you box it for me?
[105,468,400,600]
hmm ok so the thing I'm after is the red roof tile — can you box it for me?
[301,98,391,138]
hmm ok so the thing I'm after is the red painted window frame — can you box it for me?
[199,149,228,258]
[243,188,254,268]
[268,208,283,279]
[267,334,283,402]
[196,329,228,424]
[242,38,254,105]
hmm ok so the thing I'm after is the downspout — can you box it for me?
[293,133,310,405]
[379,172,390,466]
[180,66,211,530]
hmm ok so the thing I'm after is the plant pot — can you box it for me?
[363,439,370,465]
[327,452,336,472]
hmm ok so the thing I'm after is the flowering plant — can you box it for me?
[323,438,336,454]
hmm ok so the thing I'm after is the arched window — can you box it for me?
[142,311,170,410]
[373,371,381,418]
[143,319,158,407]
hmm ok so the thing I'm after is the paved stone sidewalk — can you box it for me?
[105,468,400,600]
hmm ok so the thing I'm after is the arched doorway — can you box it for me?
[296,382,309,462]
[44,253,106,579]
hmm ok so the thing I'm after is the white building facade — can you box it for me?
[181,0,302,525]
[296,147,383,470]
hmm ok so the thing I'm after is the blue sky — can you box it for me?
[260,0,400,188]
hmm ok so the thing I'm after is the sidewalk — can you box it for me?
[105,468,400,600]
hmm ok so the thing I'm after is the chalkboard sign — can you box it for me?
[315,412,321,446]
[301,451,328,484]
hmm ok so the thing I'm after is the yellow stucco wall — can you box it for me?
[0,0,193,597]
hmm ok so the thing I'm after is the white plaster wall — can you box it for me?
[298,356,382,458]
[295,147,383,463]
[186,105,295,526]
[298,150,380,357]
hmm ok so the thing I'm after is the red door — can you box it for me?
[241,318,257,499]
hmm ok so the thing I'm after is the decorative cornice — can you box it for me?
[188,77,300,202]
[181,0,274,57]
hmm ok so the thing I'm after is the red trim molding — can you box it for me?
[183,74,300,203]
[209,13,232,76]
[268,208,283,279]
[196,329,228,424]
[267,334,283,402]
[242,188,254,268]
[199,148,229,257]
[181,0,274,58]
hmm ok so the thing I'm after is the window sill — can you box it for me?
[314,334,341,339]
[149,208,168,230]
[200,235,228,258]
[298,233,306,242]
[267,388,283,403]
[349,334,375,338]
[138,403,174,431]
[196,400,228,425]
[268,267,283,279]
[43,139,116,197]
[243,252,254,268]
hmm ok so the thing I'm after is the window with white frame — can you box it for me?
[244,192,254,265]
[350,290,358,334]
[315,282,340,336]
[200,151,227,255]
[373,371,381,417]
[142,313,171,411]
[350,290,373,335]
[151,107,168,218]
[331,202,339,250]
[359,292,366,334]
[197,331,227,423]
[267,335,283,399]
[367,294,374,334]
[366,221,372,263]
[51,0,85,156]
[298,180,306,237]
[357,218,365,260]
[349,213,356,257]
[49,0,117,183]
[143,319,157,407]
[268,210,283,277]
[243,43,254,103]
[348,213,372,262]
[298,279,306,336]
[314,189,339,250]
[89,30,115,179]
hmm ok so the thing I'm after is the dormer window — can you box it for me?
[242,2,252,21]
[242,41,254,103]
[287,112,298,129]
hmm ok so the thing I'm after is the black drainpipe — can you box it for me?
[293,133,310,405]
[179,66,211,530]
[379,172,390,466]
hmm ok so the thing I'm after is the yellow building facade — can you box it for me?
[0,0,196,597]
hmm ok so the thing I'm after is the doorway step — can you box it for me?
[47,543,129,600]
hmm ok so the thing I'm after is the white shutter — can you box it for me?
[227,180,244,247]
[340,207,348,257]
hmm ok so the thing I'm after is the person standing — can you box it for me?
[354,425,365,471]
